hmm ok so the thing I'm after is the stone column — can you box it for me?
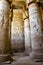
[23,11,31,54]
[27,0,43,61]
[11,9,24,52]
[0,0,11,62]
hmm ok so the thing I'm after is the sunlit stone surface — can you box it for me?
[11,9,24,52]
[23,11,31,53]
[0,0,43,63]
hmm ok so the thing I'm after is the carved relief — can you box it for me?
[11,9,24,52]
[29,2,43,60]
[0,0,10,55]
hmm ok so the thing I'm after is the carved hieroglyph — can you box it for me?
[11,9,24,52]
[28,1,43,61]
[0,0,11,62]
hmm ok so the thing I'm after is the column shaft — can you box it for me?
[28,0,43,61]
[0,0,11,62]
[24,16,31,53]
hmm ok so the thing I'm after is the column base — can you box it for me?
[0,54,11,63]
[30,52,43,61]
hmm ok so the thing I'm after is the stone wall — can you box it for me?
[11,9,24,52]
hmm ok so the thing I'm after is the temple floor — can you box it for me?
[0,53,43,65]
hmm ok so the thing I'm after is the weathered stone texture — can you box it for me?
[0,0,11,62]
[28,1,43,61]
[23,12,31,53]
[11,9,24,52]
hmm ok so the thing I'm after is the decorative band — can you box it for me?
[24,17,29,20]
[28,1,35,6]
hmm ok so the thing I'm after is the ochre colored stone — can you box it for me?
[0,0,11,62]
[11,9,24,52]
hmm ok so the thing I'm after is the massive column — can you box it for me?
[11,9,24,52]
[0,0,11,62]
[27,0,43,61]
[23,11,31,54]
